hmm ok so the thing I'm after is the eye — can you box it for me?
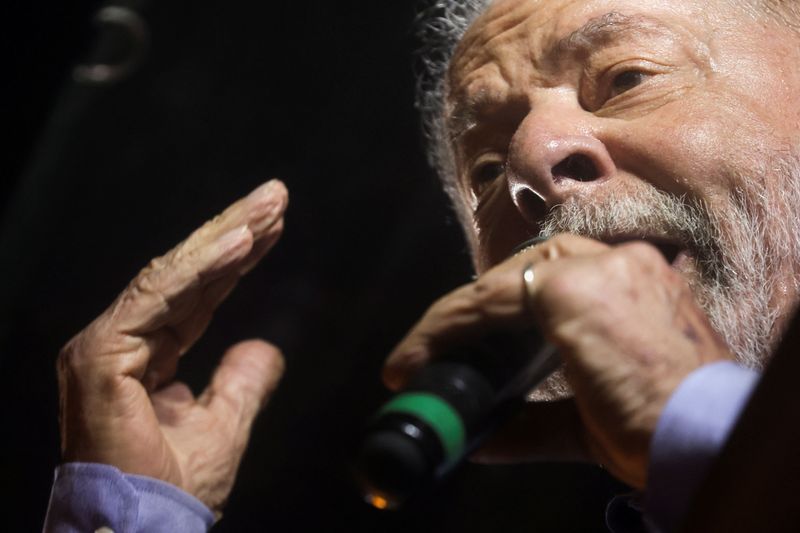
[608,69,648,99]
[470,160,505,196]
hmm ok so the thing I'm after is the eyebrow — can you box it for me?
[553,12,666,58]
[446,93,486,144]
[446,12,667,143]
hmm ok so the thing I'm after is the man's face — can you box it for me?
[446,0,800,365]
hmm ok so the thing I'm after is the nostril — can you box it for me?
[552,154,599,182]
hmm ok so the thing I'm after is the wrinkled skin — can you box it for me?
[58,180,288,511]
[385,235,730,487]
[384,0,800,488]
[56,0,800,509]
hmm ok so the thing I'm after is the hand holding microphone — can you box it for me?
[361,234,731,504]
[356,238,558,508]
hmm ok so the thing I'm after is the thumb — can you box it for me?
[200,339,285,435]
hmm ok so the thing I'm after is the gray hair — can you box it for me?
[415,0,491,228]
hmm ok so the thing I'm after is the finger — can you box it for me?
[383,234,608,389]
[503,233,610,271]
[141,273,240,390]
[239,217,285,276]
[70,181,286,387]
[116,180,287,335]
[183,179,289,249]
[200,340,285,436]
[142,202,287,387]
[151,382,196,424]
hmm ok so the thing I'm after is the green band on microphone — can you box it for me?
[379,392,466,461]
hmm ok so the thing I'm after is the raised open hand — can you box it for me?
[57,180,288,512]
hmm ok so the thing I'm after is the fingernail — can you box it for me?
[247,179,279,200]
[246,181,286,234]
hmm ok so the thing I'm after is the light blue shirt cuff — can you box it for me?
[43,462,215,533]
[644,361,759,532]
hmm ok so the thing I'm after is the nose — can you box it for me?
[506,99,616,223]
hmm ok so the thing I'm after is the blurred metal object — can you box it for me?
[73,5,149,85]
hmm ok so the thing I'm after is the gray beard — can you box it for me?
[527,160,800,400]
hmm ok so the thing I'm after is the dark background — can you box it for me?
[0,1,624,530]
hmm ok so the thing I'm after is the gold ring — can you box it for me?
[522,262,536,315]
[523,262,536,292]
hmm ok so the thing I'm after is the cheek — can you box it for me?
[710,24,800,146]
[618,100,777,202]
[664,114,739,196]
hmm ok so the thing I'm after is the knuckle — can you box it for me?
[471,275,505,303]
[593,253,638,291]
[130,261,178,305]
[585,244,649,285]
[124,273,170,316]
[132,269,159,295]
[469,273,514,314]
[538,267,580,303]
[57,330,94,378]
[431,290,476,326]
[536,234,573,261]
[535,259,613,313]
[132,255,171,295]
[617,241,665,267]
[172,242,198,265]
[544,232,600,254]
[147,255,169,272]
[428,284,474,318]
[56,339,77,376]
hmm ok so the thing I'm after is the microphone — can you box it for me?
[355,237,559,510]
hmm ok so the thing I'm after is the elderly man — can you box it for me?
[43,0,800,532]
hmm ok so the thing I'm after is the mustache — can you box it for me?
[536,187,727,282]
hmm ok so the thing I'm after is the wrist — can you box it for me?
[44,462,215,533]
[644,361,759,531]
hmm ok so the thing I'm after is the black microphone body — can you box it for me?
[356,328,559,509]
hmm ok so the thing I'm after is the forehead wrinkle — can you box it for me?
[453,30,536,98]
[550,12,675,62]
[449,0,555,100]
[446,82,506,143]
[451,0,537,77]
[446,5,550,143]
